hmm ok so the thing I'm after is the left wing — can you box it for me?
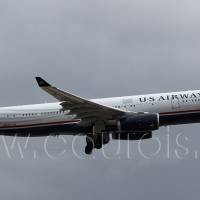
[35,77,130,122]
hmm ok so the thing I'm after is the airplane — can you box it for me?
[0,77,200,154]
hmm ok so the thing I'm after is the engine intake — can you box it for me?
[118,113,159,132]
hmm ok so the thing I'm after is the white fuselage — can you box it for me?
[0,90,200,131]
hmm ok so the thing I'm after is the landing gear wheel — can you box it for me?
[85,136,94,155]
[94,134,103,149]
[86,136,93,144]
[95,143,103,149]
[85,144,93,155]
[85,133,110,154]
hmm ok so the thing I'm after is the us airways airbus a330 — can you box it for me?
[0,77,199,154]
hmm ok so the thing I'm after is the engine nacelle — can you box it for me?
[118,113,159,133]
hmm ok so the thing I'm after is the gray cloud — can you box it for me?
[0,0,200,199]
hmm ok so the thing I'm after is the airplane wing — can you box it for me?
[35,77,130,122]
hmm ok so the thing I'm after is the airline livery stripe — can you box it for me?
[0,120,81,130]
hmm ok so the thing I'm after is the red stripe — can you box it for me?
[0,120,81,130]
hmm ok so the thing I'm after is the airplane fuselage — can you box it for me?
[0,90,200,136]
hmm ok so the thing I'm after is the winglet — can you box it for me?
[35,77,51,87]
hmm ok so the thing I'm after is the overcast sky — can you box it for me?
[1,0,200,199]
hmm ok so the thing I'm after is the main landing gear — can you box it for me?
[85,133,110,155]
[85,121,110,155]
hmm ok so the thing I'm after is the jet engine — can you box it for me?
[118,113,159,133]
